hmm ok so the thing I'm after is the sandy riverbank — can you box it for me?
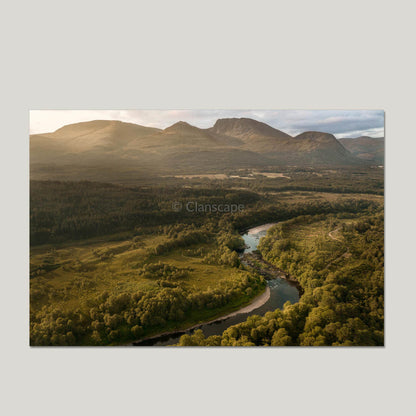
[130,285,271,345]
[213,286,271,320]
[247,223,277,235]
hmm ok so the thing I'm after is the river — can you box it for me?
[132,223,300,346]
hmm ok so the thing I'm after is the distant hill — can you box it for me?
[338,136,384,164]
[208,118,291,150]
[30,118,366,181]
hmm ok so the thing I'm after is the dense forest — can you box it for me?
[30,172,382,245]
[177,212,384,346]
[30,180,259,245]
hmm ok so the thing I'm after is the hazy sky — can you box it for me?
[30,110,384,138]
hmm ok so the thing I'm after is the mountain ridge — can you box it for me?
[31,118,367,181]
[209,117,292,140]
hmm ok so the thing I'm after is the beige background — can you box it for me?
[0,0,414,415]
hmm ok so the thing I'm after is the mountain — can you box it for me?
[338,136,384,164]
[210,117,288,137]
[30,118,364,181]
[146,121,220,148]
[208,117,295,152]
[288,131,356,165]
[209,119,357,164]
[30,120,161,162]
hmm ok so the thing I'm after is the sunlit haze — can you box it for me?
[30,110,384,139]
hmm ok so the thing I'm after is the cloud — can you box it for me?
[30,109,384,138]
[270,110,384,137]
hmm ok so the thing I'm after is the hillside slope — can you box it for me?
[339,137,384,164]
[30,118,364,181]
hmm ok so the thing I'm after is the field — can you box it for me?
[30,225,266,345]
[30,235,260,309]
